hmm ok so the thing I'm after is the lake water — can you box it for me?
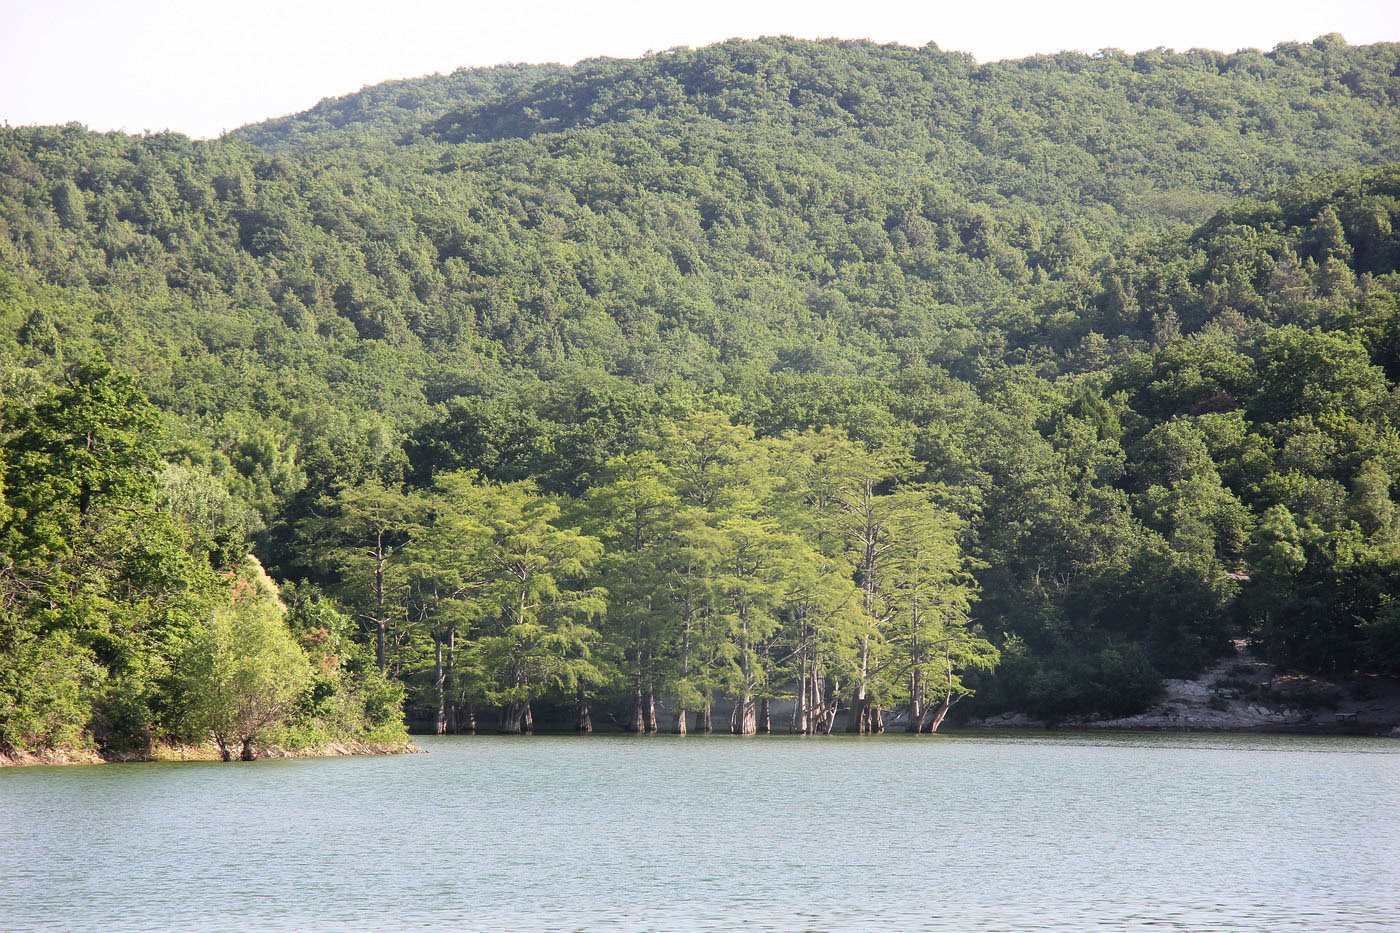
[3,732,1398,931]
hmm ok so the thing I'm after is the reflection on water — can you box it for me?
[3,731,1398,931]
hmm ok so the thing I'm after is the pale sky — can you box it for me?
[3,0,1398,139]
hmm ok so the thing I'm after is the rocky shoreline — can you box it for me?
[970,644,1400,737]
[0,738,421,768]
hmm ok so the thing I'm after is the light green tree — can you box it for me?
[178,560,313,760]
[436,474,606,734]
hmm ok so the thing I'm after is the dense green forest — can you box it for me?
[3,35,1400,752]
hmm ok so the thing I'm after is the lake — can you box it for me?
[3,732,1397,931]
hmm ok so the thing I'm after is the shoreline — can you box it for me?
[0,738,422,769]
[407,721,1400,739]
[970,643,1400,738]
[961,721,1400,738]
[8,725,1395,766]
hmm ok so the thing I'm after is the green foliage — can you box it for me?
[176,560,314,759]
[6,38,1400,740]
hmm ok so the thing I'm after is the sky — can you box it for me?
[3,0,1398,139]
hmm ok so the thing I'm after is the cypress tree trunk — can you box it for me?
[847,694,867,734]
[905,698,922,733]
[819,675,840,735]
[643,643,658,733]
[849,495,879,735]
[758,697,771,734]
[698,700,713,734]
[924,653,959,733]
[501,661,526,734]
[374,532,387,675]
[433,630,447,736]
[626,646,647,733]
[576,683,593,733]
[676,611,691,735]
[240,738,256,761]
[907,594,923,733]
[800,636,812,728]
[732,694,757,734]
[522,702,534,734]
[733,612,756,735]
[906,667,923,734]
[925,696,955,733]
[462,704,477,735]
[445,627,458,733]
[644,691,658,733]
[847,638,869,734]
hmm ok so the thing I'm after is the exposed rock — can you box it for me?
[967,711,1048,730]
[972,641,1400,735]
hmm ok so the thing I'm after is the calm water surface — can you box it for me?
[3,732,1398,931]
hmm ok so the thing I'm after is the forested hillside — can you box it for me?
[3,36,1400,752]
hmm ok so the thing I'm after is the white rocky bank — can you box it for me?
[973,643,1400,734]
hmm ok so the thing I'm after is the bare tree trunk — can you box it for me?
[675,612,691,735]
[698,700,714,734]
[847,638,869,734]
[906,593,923,733]
[374,534,387,675]
[731,694,757,734]
[445,627,458,734]
[576,683,593,733]
[629,686,646,733]
[522,702,534,735]
[644,691,658,734]
[847,694,867,734]
[758,696,771,734]
[869,704,885,734]
[643,643,658,733]
[925,695,956,733]
[433,630,447,736]
[906,668,923,734]
[792,636,808,734]
[819,675,840,735]
[733,612,757,735]
[501,660,527,735]
[375,617,387,675]
[923,651,962,733]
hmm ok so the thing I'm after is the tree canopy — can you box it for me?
[4,36,1400,749]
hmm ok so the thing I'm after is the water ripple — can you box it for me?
[2,731,1397,931]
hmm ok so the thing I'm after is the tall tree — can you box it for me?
[460,477,605,734]
[301,481,422,674]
